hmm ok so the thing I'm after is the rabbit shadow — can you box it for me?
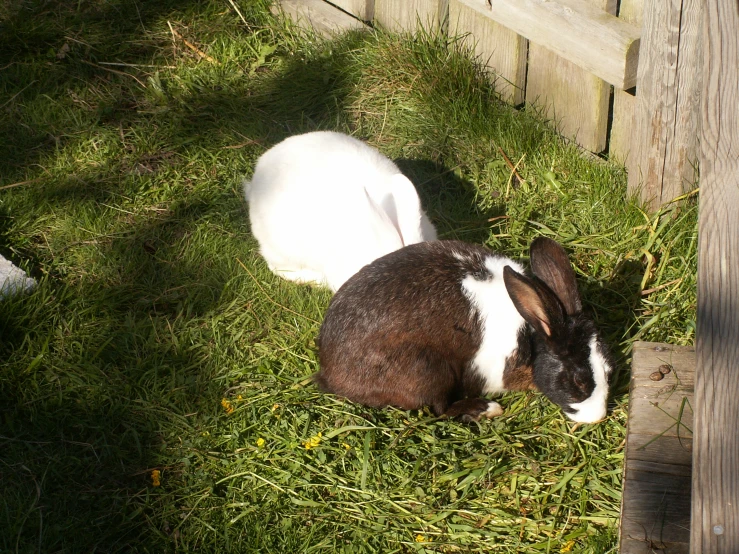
[394,158,505,245]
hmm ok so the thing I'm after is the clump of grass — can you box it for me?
[0,1,696,552]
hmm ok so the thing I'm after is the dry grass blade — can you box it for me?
[167,21,220,64]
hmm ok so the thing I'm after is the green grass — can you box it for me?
[0,1,697,552]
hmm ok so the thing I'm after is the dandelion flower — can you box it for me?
[415,534,427,543]
[303,432,322,450]
[256,437,265,448]
[151,469,161,487]
[221,398,234,415]
[560,540,576,553]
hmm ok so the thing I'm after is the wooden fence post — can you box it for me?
[448,0,527,105]
[691,0,739,551]
[374,0,446,32]
[609,0,643,166]
[329,0,375,22]
[525,0,616,153]
[274,0,368,37]
[627,0,701,210]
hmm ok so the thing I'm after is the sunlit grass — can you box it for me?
[0,1,696,551]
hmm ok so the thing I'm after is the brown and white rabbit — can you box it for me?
[315,238,613,423]
[244,131,437,291]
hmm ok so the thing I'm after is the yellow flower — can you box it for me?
[256,437,265,448]
[237,394,243,401]
[415,534,427,542]
[221,398,234,414]
[303,432,322,450]
[342,442,351,450]
[560,540,576,553]
[151,469,161,487]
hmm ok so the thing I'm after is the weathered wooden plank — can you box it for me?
[692,0,739,551]
[274,0,368,37]
[524,0,615,153]
[374,0,444,32]
[626,0,701,209]
[620,538,689,554]
[629,347,695,390]
[328,0,375,22]
[622,470,692,546]
[609,0,643,165]
[625,454,692,477]
[448,0,527,105]
[453,0,640,89]
[620,341,695,554]
[626,391,693,439]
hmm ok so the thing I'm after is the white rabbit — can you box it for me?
[244,131,437,291]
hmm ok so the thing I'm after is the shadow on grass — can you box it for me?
[0,196,250,550]
[0,0,207,180]
[395,158,505,243]
[0,7,491,551]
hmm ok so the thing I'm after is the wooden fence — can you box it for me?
[288,0,701,211]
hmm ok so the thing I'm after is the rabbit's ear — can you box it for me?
[386,174,425,246]
[529,238,582,315]
[363,187,405,244]
[503,266,565,339]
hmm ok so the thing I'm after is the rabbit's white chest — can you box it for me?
[461,256,526,393]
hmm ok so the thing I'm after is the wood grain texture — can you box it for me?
[620,342,695,554]
[609,0,643,165]
[524,0,616,153]
[692,0,739,551]
[453,0,639,89]
[448,0,527,105]
[374,0,443,32]
[274,0,368,37]
[526,44,611,153]
[626,0,701,209]
[327,0,375,21]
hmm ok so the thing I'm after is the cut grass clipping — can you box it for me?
[0,1,696,552]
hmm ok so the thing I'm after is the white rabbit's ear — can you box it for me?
[386,174,425,246]
[363,187,405,245]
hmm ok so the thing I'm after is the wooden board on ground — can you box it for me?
[626,0,701,209]
[448,0,527,105]
[525,0,617,154]
[609,0,644,166]
[619,341,694,554]
[274,0,368,38]
[374,0,444,32]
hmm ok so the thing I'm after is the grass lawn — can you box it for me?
[0,0,697,552]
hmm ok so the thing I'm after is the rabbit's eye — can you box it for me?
[572,373,588,392]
